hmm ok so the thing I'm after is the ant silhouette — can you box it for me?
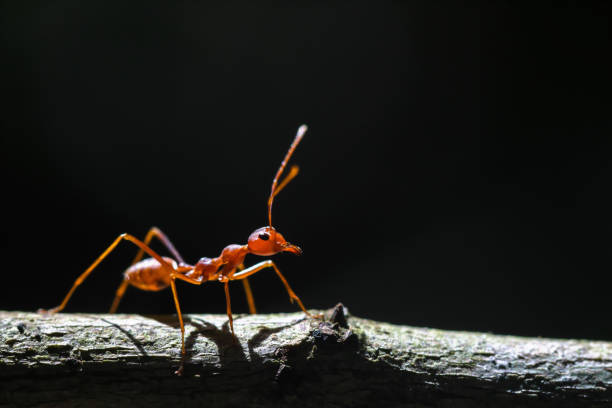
[40,125,320,365]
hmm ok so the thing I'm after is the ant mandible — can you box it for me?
[40,124,320,361]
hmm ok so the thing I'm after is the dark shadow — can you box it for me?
[99,317,148,357]
[246,322,302,365]
[179,314,307,375]
[180,315,247,375]
[97,313,309,374]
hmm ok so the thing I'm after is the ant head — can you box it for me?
[247,226,302,256]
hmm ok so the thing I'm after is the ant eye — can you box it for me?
[258,233,270,241]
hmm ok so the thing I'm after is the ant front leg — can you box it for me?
[237,264,257,315]
[223,280,235,335]
[40,233,174,314]
[222,274,254,338]
[109,227,185,313]
[231,260,321,319]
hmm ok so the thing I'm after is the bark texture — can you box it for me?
[1,305,611,408]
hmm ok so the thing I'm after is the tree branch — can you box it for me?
[1,305,610,407]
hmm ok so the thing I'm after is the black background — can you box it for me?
[1,2,610,341]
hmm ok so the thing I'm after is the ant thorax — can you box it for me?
[221,244,249,267]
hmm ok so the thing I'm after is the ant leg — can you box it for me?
[131,226,185,265]
[224,281,234,335]
[241,279,257,314]
[169,278,186,356]
[109,229,192,313]
[237,264,257,314]
[109,279,129,314]
[118,238,199,365]
[231,260,321,318]
[40,233,176,314]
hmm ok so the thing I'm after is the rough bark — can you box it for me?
[1,305,610,408]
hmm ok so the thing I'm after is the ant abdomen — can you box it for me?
[124,256,176,291]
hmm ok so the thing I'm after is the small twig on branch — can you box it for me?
[1,304,610,407]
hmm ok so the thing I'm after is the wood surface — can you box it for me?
[1,304,611,407]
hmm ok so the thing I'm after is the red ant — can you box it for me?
[40,125,320,364]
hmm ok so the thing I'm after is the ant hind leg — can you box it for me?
[131,227,185,265]
[109,227,185,314]
[39,233,175,315]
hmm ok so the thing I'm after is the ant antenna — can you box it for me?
[267,125,308,227]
